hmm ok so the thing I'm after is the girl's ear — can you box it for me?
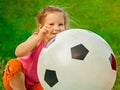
[37,23,42,29]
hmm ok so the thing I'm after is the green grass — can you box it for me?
[0,0,120,89]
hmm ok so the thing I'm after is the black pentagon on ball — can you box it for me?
[44,69,58,87]
[109,53,116,71]
[71,44,89,60]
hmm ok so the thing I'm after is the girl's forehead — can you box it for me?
[47,12,64,16]
[47,12,64,18]
[45,12,64,21]
[42,12,65,25]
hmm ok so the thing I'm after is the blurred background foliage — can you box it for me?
[0,0,120,89]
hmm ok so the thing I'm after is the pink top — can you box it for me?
[17,40,45,89]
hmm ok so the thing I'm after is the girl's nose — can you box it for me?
[54,25,60,31]
[54,26,61,33]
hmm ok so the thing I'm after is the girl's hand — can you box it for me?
[15,25,52,57]
[38,25,52,40]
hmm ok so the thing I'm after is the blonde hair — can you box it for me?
[36,6,68,29]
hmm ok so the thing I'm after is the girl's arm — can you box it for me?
[15,25,52,57]
[15,33,42,57]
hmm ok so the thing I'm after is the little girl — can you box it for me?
[2,6,68,90]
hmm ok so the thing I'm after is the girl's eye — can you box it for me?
[49,23,54,25]
[59,24,63,26]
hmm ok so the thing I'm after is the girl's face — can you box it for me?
[44,12,65,40]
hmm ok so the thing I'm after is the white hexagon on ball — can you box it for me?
[37,29,117,90]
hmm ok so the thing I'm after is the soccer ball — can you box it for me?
[37,29,117,90]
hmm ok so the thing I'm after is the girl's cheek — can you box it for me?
[62,26,65,30]
[61,28,65,31]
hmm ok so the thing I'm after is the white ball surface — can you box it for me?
[37,29,117,90]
